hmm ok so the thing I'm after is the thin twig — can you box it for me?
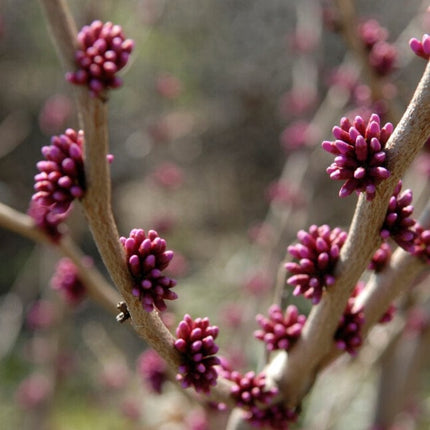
[0,203,121,314]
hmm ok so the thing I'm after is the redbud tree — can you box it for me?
[2,1,430,429]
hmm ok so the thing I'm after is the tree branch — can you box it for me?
[0,202,120,314]
[38,0,235,405]
[271,59,430,407]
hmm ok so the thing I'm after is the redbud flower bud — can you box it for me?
[409,34,430,59]
[229,371,277,410]
[32,129,85,218]
[334,284,365,355]
[50,258,88,305]
[286,225,347,304]
[368,242,392,272]
[66,21,134,98]
[322,114,392,200]
[412,224,430,262]
[174,314,220,394]
[120,229,177,312]
[380,181,416,252]
[137,349,167,394]
[255,304,306,351]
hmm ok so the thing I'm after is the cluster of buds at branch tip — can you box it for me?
[120,229,176,312]
[409,34,430,60]
[322,114,392,200]
[255,304,306,351]
[66,20,134,98]
[174,314,220,394]
[286,225,347,304]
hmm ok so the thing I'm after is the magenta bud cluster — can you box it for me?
[412,225,430,262]
[32,128,85,219]
[66,20,134,98]
[380,181,416,252]
[254,304,306,351]
[120,229,176,312]
[368,242,392,272]
[286,225,347,304]
[245,402,298,430]
[409,34,430,60]
[334,285,365,355]
[229,371,277,410]
[358,19,397,76]
[174,314,220,394]
[28,200,64,241]
[137,349,167,394]
[50,258,87,305]
[322,114,392,200]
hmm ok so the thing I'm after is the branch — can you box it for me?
[333,0,398,121]
[38,0,235,405]
[0,203,120,314]
[271,59,430,407]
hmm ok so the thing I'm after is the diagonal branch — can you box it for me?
[270,59,430,407]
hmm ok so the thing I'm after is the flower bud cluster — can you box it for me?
[174,314,220,393]
[229,371,278,410]
[409,34,430,60]
[334,284,365,355]
[254,304,306,351]
[27,200,64,241]
[380,181,416,252]
[359,19,397,76]
[412,225,430,262]
[137,349,167,394]
[245,402,298,430]
[322,114,392,200]
[120,229,176,312]
[286,225,347,304]
[50,258,87,305]
[33,129,85,213]
[66,20,134,98]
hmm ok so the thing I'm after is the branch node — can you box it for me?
[116,301,130,323]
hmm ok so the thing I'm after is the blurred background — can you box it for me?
[0,0,430,429]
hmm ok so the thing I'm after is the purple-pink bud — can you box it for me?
[50,257,89,305]
[137,349,167,394]
[229,371,277,410]
[120,229,177,312]
[32,129,85,224]
[380,181,416,252]
[67,21,134,98]
[322,114,392,200]
[409,34,430,60]
[255,304,306,351]
[174,314,220,394]
[286,225,347,304]
[334,284,365,355]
